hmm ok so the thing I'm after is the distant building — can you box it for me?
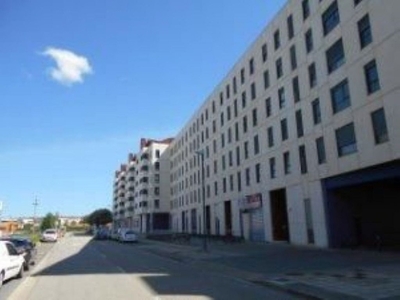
[113,138,173,233]
[0,219,21,235]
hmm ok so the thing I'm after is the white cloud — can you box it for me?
[42,47,93,86]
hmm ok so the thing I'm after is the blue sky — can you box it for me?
[0,0,286,218]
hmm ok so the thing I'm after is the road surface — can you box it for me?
[8,234,300,300]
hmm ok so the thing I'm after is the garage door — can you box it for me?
[250,208,265,241]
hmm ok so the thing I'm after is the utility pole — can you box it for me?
[33,198,39,233]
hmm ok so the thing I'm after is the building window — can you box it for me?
[236,146,241,166]
[335,123,357,157]
[214,181,218,196]
[254,135,260,155]
[233,76,237,95]
[262,43,268,62]
[230,175,234,192]
[220,112,224,127]
[154,199,160,209]
[276,57,283,79]
[226,84,230,99]
[278,87,286,109]
[302,0,310,20]
[281,118,288,141]
[243,115,248,133]
[245,168,251,186]
[223,177,227,193]
[255,163,261,183]
[240,68,245,84]
[305,28,313,53]
[283,151,291,175]
[251,82,257,100]
[228,127,232,144]
[235,122,239,141]
[287,14,294,40]
[241,91,246,108]
[244,141,249,159]
[269,157,276,179]
[227,106,231,121]
[234,99,238,117]
[252,108,258,127]
[299,145,308,174]
[237,171,242,192]
[331,79,351,114]
[322,1,340,36]
[265,98,272,118]
[293,76,300,103]
[312,98,322,125]
[358,14,372,49]
[296,110,304,138]
[155,150,160,158]
[364,60,380,94]
[316,137,326,164]
[308,63,317,88]
[154,187,160,195]
[274,29,280,50]
[267,126,274,148]
[249,58,255,75]
[290,45,297,70]
[222,155,226,170]
[263,70,270,89]
[371,108,389,144]
[326,38,345,73]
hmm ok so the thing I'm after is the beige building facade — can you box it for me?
[113,138,173,233]
[168,0,400,248]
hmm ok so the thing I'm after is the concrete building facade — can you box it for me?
[113,138,173,233]
[168,0,400,248]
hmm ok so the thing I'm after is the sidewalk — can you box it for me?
[139,237,400,300]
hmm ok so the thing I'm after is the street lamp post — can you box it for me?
[33,198,39,233]
[195,150,208,252]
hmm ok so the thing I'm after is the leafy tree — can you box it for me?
[85,208,112,227]
[40,213,58,231]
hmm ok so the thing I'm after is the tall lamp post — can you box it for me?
[33,198,39,233]
[195,150,208,252]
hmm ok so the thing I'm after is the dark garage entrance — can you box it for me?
[323,161,400,249]
[270,188,289,242]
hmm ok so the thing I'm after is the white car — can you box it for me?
[41,229,58,242]
[118,229,138,243]
[0,241,25,289]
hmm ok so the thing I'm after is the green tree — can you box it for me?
[40,213,58,231]
[85,208,112,227]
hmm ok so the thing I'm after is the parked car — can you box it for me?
[94,228,110,240]
[0,240,25,289]
[118,229,138,243]
[110,229,120,241]
[40,229,58,242]
[0,237,37,270]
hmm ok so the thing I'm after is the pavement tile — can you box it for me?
[142,237,400,300]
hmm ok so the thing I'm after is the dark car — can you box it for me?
[1,237,37,270]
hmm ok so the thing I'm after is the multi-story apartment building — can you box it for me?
[113,138,173,233]
[169,0,400,248]
[113,164,127,227]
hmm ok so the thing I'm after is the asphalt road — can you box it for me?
[0,241,55,299]
[7,234,300,300]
